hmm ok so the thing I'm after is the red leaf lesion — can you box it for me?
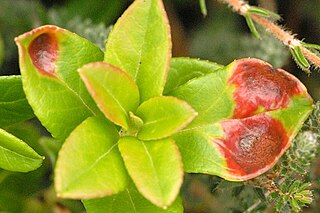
[27,32,58,77]
[215,114,289,180]
[229,58,307,119]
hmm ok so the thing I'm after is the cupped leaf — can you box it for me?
[0,75,34,127]
[104,0,171,102]
[15,25,104,140]
[136,96,197,141]
[83,182,183,213]
[118,137,183,208]
[0,128,43,172]
[164,57,223,94]
[55,117,128,199]
[79,62,140,129]
[170,58,313,181]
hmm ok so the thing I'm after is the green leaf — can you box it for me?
[55,117,128,199]
[104,0,171,102]
[83,182,183,213]
[169,58,313,181]
[248,6,281,20]
[4,121,43,155]
[199,0,207,17]
[15,25,104,140]
[290,46,310,74]
[79,62,140,129]
[136,96,197,141]
[245,14,261,39]
[164,57,223,94]
[0,75,34,127]
[0,128,43,172]
[118,137,183,208]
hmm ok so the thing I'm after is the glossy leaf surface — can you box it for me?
[0,128,43,172]
[136,96,197,140]
[170,58,313,181]
[104,0,171,102]
[55,117,128,199]
[79,62,140,129]
[164,57,223,94]
[118,137,183,208]
[83,182,183,213]
[0,75,34,127]
[15,25,104,140]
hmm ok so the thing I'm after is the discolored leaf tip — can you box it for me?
[229,58,312,119]
[15,25,64,77]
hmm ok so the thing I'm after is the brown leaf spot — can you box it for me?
[28,33,58,76]
[215,114,288,178]
[229,58,305,118]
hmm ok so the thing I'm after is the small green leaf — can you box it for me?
[0,76,34,127]
[136,96,197,141]
[15,25,104,140]
[248,6,281,20]
[245,14,261,39]
[290,46,310,73]
[118,137,183,208]
[0,129,43,172]
[82,182,183,213]
[79,62,140,129]
[104,0,171,102]
[164,57,223,94]
[302,42,320,51]
[55,117,128,199]
[199,0,207,17]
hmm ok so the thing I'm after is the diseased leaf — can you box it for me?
[0,128,43,172]
[136,96,197,140]
[118,137,183,208]
[83,182,183,213]
[0,75,34,127]
[164,57,223,94]
[55,117,128,199]
[15,25,104,140]
[79,62,140,129]
[170,58,313,181]
[104,0,171,102]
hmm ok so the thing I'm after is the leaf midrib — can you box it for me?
[141,142,165,200]
[61,142,118,191]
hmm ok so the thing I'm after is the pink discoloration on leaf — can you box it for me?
[215,114,288,180]
[28,33,58,76]
[229,58,306,119]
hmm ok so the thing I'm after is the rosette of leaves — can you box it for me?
[14,0,313,211]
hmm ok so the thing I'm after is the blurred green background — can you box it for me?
[0,0,319,212]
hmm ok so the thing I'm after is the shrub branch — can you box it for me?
[221,0,320,72]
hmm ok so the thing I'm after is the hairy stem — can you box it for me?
[221,0,320,70]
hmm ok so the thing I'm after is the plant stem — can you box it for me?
[221,0,320,70]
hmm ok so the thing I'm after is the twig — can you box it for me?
[221,0,320,70]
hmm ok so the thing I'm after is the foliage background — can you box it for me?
[0,0,319,212]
